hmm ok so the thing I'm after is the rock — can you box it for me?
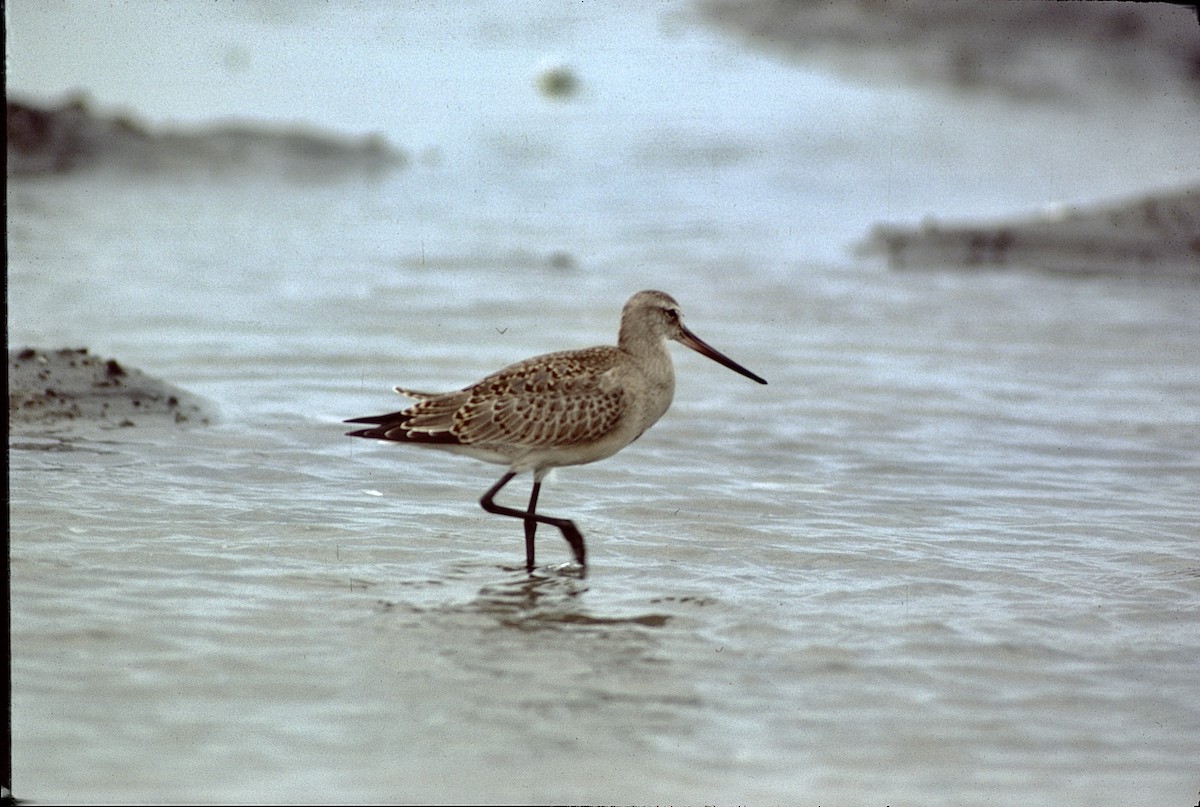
[535,62,580,100]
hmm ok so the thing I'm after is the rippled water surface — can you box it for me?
[8,4,1200,805]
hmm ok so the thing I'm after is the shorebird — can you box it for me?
[345,290,767,571]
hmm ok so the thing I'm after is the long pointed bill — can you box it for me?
[677,323,768,385]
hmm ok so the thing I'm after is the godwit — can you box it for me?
[345,290,767,571]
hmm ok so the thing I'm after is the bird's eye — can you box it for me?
[664,308,680,322]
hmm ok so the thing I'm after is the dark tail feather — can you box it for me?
[345,412,461,445]
[344,409,408,426]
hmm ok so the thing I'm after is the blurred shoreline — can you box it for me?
[699,0,1200,277]
[699,0,1200,102]
[857,185,1200,279]
[6,95,406,179]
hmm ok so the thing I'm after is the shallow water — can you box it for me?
[8,4,1200,805]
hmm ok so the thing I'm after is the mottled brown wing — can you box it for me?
[450,346,625,448]
[345,389,468,443]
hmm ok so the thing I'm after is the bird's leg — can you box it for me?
[480,472,587,569]
[525,480,541,571]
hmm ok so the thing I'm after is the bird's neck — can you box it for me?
[619,329,676,395]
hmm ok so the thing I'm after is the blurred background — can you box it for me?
[9,1,1199,275]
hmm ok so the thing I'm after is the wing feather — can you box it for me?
[451,347,626,447]
[346,345,627,450]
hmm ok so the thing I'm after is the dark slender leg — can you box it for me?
[480,472,587,568]
[525,481,541,571]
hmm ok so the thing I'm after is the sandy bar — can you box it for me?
[7,96,406,178]
[857,186,1200,278]
[8,347,215,432]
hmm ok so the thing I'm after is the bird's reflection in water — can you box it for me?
[471,566,670,631]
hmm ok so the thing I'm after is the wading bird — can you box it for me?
[345,290,767,571]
